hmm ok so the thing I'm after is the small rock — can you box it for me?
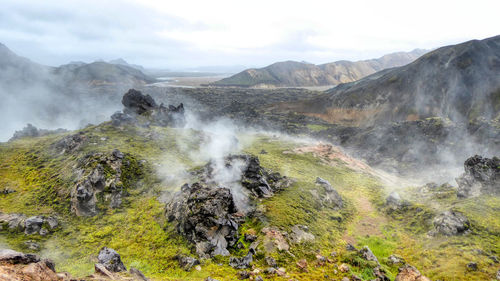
[238,270,250,279]
[290,225,315,244]
[296,259,308,272]
[265,256,277,268]
[488,255,499,263]
[23,241,41,251]
[316,254,326,263]
[176,255,200,271]
[346,243,357,251]
[130,267,149,281]
[44,216,58,230]
[339,263,350,273]
[359,246,379,264]
[342,277,350,281]
[39,228,48,236]
[95,263,115,278]
[244,233,257,242]
[205,278,220,281]
[496,269,500,280]
[0,249,40,264]
[466,262,478,271]
[97,247,127,272]
[394,265,431,281]
[229,250,254,269]
[255,276,264,281]
[276,267,286,276]
[387,254,405,265]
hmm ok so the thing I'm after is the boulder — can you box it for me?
[0,249,40,264]
[24,216,44,235]
[0,213,26,231]
[456,155,500,198]
[97,247,127,272]
[432,210,470,236]
[165,183,240,258]
[386,191,402,208]
[122,88,157,115]
[359,246,379,264]
[315,177,343,208]
[394,265,431,281]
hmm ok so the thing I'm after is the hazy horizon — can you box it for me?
[1,0,499,70]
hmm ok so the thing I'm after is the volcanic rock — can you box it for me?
[122,88,157,115]
[456,155,500,198]
[24,216,44,235]
[315,177,343,208]
[176,255,200,271]
[432,210,470,236]
[97,247,127,272]
[229,250,254,269]
[394,265,431,281]
[165,182,240,258]
[53,132,86,154]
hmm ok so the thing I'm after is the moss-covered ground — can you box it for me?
[0,125,499,280]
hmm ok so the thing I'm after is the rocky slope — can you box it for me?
[1,90,499,280]
[211,49,426,88]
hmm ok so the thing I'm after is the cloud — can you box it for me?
[0,0,499,68]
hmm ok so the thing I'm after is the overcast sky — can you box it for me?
[1,0,499,69]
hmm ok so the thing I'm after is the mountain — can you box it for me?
[288,35,500,126]
[0,43,156,141]
[109,58,145,71]
[211,49,427,88]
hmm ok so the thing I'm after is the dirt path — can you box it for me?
[343,195,387,245]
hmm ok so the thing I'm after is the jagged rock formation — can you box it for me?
[165,182,240,258]
[456,155,500,198]
[111,89,186,127]
[315,177,343,208]
[431,210,470,236]
[97,247,127,272]
[165,154,291,258]
[72,149,134,216]
[9,124,67,142]
[212,49,426,88]
[0,249,61,281]
[52,132,87,154]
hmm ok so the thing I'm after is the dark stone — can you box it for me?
[346,243,357,251]
[176,255,200,271]
[53,132,86,154]
[9,124,67,142]
[130,267,149,281]
[122,89,157,115]
[97,247,126,272]
[165,183,240,258]
[456,155,500,197]
[244,233,257,242]
[432,210,470,236]
[237,270,250,279]
[229,250,254,269]
[265,256,277,268]
[23,241,40,251]
[359,246,379,264]
[466,262,478,271]
[24,216,44,235]
[42,258,56,272]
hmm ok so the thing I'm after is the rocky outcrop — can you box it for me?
[52,132,87,154]
[0,249,64,281]
[9,123,67,142]
[456,155,500,198]
[315,177,343,208]
[166,182,240,258]
[112,89,186,127]
[229,249,254,269]
[97,247,127,272]
[0,213,58,235]
[71,149,133,216]
[394,265,431,281]
[431,210,470,236]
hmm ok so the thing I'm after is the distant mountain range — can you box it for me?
[210,49,427,88]
[281,35,500,125]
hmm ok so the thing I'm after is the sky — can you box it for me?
[0,0,499,70]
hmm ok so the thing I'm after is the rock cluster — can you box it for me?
[9,123,67,142]
[52,132,87,154]
[72,149,131,216]
[165,154,291,258]
[456,155,500,198]
[0,213,58,235]
[111,88,186,127]
[97,247,127,272]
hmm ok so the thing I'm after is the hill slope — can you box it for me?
[288,35,500,126]
[211,49,426,88]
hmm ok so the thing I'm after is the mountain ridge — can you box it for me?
[211,49,427,88]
